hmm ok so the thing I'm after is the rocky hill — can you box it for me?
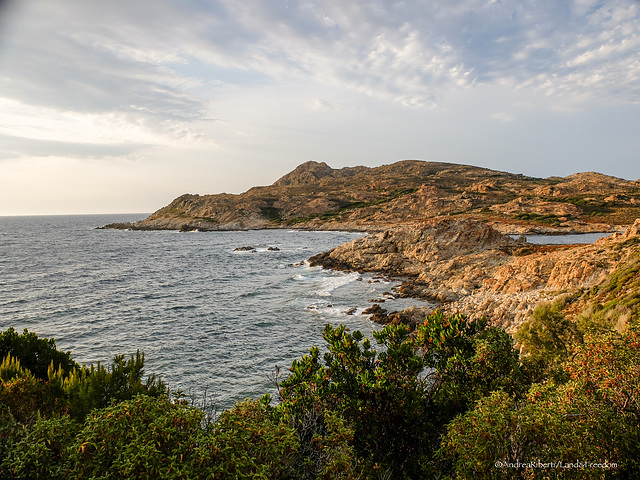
[103,160,640,234]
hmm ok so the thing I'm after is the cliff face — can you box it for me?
[309,217,640,331]
[103,160,640,233]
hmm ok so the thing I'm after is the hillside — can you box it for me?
[104,160,640,234]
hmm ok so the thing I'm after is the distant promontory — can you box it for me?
[103,159,640,234]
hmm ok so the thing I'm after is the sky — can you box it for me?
[0,0,639,215]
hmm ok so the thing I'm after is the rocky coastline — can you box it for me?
[310,217,640,333]
[101,159,640,333]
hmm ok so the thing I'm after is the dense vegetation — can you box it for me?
[1,298,639,479]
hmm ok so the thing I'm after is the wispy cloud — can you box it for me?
[191,0,640,108]
[0,0,639,213]
[4,1,639,119]
[490,112,516,123]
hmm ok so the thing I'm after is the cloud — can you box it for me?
[196,0,640,108]
[1,0,639,216]
[0,132,147,161]
[0,1,211,152]
[3,0,638,123]
[490,112,516,123]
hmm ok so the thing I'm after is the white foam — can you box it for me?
[316,272,360,297]
[297,260,317,269]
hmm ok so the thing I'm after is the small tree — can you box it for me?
[515,300,582,381]
[279,323,433,477]
[415,312,523,423]
[0,328,77,380]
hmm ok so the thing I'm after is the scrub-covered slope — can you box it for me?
[104,160,640,233]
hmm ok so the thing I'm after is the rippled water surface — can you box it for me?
[0,215,424,409]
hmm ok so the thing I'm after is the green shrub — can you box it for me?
[513,212,562,224]
[284,409,360,480]
[48,350,167,421]
[69,395,203,480]
[2,414,79,480]
[278,314,525,478]
[0,375,63,423]
[193,398,305,479]
[439,389,519,479]
[414,312,524,426]
[0,406,19,478]
[515,299,582,382]
[441,327,640,479]
[0,328,77,380]
[279,323,433,478]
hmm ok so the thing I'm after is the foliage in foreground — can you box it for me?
[278,313,522,478]
[443,328,640,478]
[0,327,77,380]
[1,305,639,479]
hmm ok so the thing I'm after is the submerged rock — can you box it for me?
[234,246,256,252]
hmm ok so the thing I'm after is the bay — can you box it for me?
[0,214,422,410]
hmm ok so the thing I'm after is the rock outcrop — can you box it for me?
[310,217,640,331]
[309,217,517,278]
[272,161,334,186]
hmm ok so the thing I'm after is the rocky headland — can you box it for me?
[103,160,640,235]
[103,159,640,332]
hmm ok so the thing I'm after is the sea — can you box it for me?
[0,214,426,410]
[0,215,613,410]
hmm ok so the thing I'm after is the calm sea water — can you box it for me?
[0,215,424,409]
[511,232,612,244]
